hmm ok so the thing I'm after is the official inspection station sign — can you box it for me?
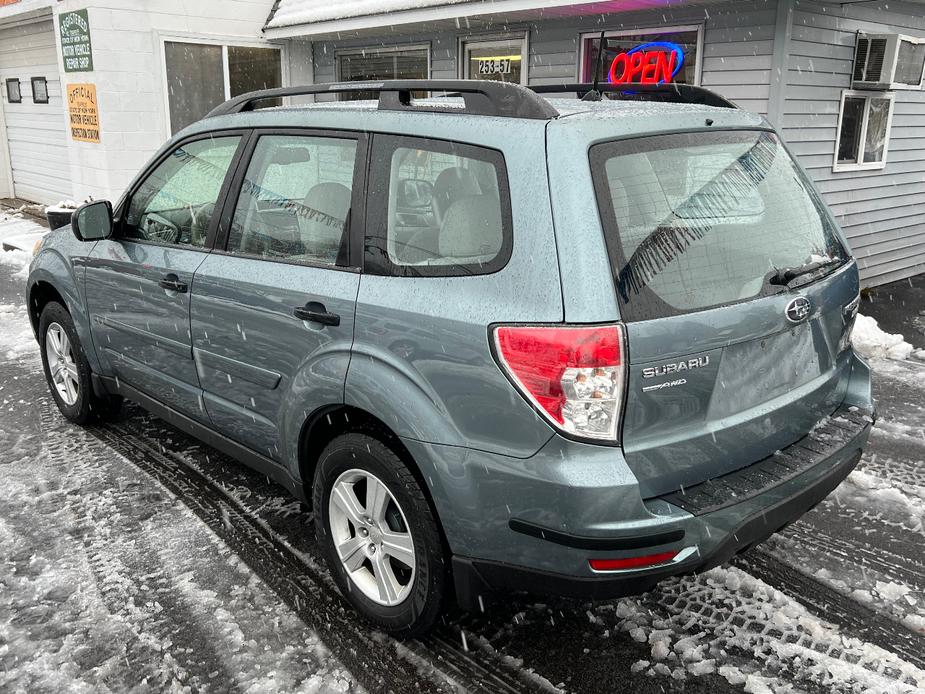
[67,83,100,143]
[60,9,94,72]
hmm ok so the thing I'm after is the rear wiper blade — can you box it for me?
[769,258,842,287]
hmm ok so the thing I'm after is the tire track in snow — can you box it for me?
[733,549,925,671]
[93,418,543,694]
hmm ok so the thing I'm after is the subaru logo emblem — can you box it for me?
[785,296,812,323]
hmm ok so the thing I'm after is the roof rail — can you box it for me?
[205,80,560,120]
[528,83,737,109]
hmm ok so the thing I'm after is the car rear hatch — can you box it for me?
[588,129,860,497]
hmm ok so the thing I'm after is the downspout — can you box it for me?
[767,0,794,130]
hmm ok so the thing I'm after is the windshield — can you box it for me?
[590,130,848,321]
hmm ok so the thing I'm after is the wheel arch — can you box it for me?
[298,404,452,553]
[27,279,68,335]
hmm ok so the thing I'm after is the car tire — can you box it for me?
[39,301,122,424]
[314,433,446,637]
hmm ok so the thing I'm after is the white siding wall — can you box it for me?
[0,18,72,204]
[53,0,277,202]
[781,0,925,287]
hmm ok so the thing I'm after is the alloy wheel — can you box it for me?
[45,322,80,406]
[328,469,416,606]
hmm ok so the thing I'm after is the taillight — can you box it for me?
[492,324,626,442]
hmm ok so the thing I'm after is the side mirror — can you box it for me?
[71,200,113,242]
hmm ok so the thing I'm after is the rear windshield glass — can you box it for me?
[590,130,848,321]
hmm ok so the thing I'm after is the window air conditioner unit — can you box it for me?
[852,33,925,90]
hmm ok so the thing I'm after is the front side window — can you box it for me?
[591,130,848,321]
[227,135,358,265]
[123,136,241,247]
[365,136,511,276]
[834,91,894,171]
[165,41,282,133]
[336,46,428,100]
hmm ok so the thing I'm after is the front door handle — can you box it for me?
[158,273,188,293]
[293,301,340,327]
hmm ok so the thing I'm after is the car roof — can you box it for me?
[179,92,769,145]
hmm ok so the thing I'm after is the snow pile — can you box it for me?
[852,314,914,361]
[0,301,36,361]
[0,248,30,279]
[835,469,924,533]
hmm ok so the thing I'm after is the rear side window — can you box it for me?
[365,135,512,276]
[226,134,358,266]
[590,130,848,321]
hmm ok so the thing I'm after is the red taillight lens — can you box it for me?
[589,551,678,572]
[492,324,626,441]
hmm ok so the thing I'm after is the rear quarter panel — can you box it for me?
[346,114,564,458]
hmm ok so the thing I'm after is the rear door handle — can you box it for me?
[159,273,188,293]
[293,301,340,327]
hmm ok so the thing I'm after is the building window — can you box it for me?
[336,45,429,100]
[462,36,527,84]
[834,90,894,172]
[164,40,282,134]
[5,78,21,103]
[31,77,48,104]
[581,26,702,85]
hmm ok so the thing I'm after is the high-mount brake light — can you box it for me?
[492,324,626,442]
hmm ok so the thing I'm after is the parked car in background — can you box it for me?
[26,80,874,636]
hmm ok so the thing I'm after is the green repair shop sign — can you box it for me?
[60,9,94,73]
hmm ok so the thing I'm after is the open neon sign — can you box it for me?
[608,41,685,84]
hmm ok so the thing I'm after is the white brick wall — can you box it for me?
[53,0,278,203]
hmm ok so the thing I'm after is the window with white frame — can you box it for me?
[834,90,895,172]
[336,45,429,100]
[164,40,282,134]
[462,35,528,84]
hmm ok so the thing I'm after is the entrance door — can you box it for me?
[462,37,527,84]
[85,134,244,421]
[190,131,364,461]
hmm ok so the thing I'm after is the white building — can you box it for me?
[1,0,923,286]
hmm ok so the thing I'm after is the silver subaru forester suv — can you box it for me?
[28,80,873,635]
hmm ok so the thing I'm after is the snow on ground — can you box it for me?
[2,219,925,693]
[0,242,362,692]
[853,314,915,361]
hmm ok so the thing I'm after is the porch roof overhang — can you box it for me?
[263,0,731,40]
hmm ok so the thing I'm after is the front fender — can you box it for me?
[28,242,102,373]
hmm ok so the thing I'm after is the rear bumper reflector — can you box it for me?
[589,551,678,572]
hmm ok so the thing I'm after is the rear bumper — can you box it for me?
[399,351,874,608]
[450,399,873,607]
[453,441,864,604]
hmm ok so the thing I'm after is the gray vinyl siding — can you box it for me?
[527,0,777,116]
[781,0,925,287]
[309,0,777,113]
